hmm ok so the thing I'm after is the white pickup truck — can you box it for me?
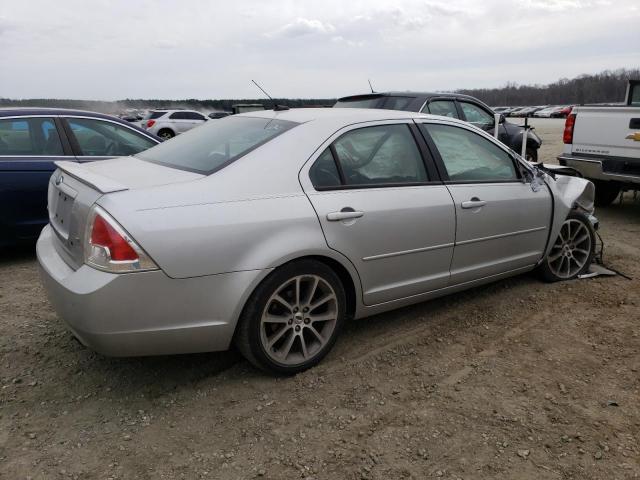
[558,80,640,206]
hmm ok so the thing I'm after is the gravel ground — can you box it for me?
[1,119,639,479]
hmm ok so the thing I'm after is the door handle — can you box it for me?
[461,198,487,209]
[327,208,364,221]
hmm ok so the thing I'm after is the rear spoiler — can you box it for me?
[54,161,128,194]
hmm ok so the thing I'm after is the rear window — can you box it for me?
[334,97,383,109]
[136,116,298,174]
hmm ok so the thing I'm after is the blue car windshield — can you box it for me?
[136,116,298,174]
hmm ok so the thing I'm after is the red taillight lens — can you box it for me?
[146,119,156,128]
[90,214,138,261]
[563,113,576,144]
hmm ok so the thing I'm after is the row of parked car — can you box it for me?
[493,105,574,118]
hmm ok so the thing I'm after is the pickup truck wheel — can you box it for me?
[525,147,538,162]
[538,211,595,282]
[593,180,621,207]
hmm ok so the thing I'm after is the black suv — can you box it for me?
[334,92,542,161]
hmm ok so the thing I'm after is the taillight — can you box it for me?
[563,113,576,144]
[146,119,156,128]
[85,206,157,273]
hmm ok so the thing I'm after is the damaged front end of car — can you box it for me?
[534,165,598,260]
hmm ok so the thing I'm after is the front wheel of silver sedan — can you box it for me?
[235,260,346,375]
[539,211,595,282]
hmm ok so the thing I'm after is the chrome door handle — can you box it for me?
[461,198,487,209]
[327,209,364,221]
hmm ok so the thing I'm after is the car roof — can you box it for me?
[337,91,486,103]
[235,106,450,124]
[0,107,130,122]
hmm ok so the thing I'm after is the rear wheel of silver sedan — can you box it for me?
[539,211,595,282]
[235,260,346,375]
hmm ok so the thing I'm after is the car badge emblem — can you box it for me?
[625,132,640,142]
[55,175,64,186]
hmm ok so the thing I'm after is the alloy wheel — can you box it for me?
[546,218,592,279]
[260,275,338,366]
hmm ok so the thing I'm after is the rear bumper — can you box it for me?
[558,154,640,184]
[37,224,267,357]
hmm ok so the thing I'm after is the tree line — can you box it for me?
[456,68,639,106]
[1,67,637,112]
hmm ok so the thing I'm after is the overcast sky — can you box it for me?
[0,0,638,100]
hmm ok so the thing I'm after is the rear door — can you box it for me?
[418,120,552,284]
[300,121,455,306]
[0,116,73,242]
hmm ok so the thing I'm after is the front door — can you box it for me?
[300,122,455,305]
[419,121,552,284]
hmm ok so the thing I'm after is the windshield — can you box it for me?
[136,116,298,174]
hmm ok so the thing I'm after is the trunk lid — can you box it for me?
[48,157,203,269]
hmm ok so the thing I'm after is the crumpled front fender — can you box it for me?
[542,174,595,259]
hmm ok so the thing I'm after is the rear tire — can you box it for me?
[538,211,595,282]
[234,260,346,375]
[593,180,621,207]
[157,129,175,140]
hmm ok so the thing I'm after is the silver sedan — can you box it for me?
[37,108,597,374]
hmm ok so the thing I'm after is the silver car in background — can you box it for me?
[37,108,597,374]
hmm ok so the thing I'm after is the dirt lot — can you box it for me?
[1,119,639,479]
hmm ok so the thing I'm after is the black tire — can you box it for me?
[525,147,538,163]
[538,210,595,282]
[593,180,621,207]
[234,259,346,375]
[157,129,175,140]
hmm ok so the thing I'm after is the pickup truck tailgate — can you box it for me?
[572,106,640,159]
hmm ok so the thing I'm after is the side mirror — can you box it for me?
[499,113,506,124]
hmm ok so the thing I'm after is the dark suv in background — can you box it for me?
[334,92,542,161]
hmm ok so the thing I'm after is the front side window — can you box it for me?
[136,116,297,174]
[67,118,157,156]
[422,124,518,182]
[186,112,205,120]
[459,102,494,129]
[424,100,459,119]
[331,124,427,186]
[0,117,63,155]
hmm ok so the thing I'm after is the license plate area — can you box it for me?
[49,182,77,240]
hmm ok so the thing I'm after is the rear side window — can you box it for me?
[424,100,459,119]
[136,116,298,174]
[630,83,640,106]
[0,117,64,155]
[169,112,188,120]
[149,111,167,119]
[309,149,341,189]
[422,124,518,182]
[67,118,157,156]
[309,124,428,189]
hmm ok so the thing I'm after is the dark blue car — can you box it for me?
[0,108,161,246]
